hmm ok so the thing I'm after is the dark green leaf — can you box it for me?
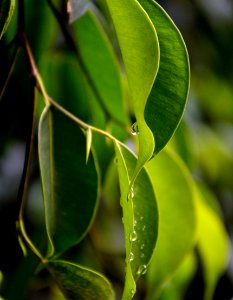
[38,106,99,257]
[106,0,160,180]
[146,149,196,299]
[0,0,15,40]
[114,142,158,299]
[72,11,128,125]
[138,0,190,153]
[47,260,114,300]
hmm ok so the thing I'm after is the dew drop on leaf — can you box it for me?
[130,122,139,135]
[140,243,145,250]
[129,252,134,262]
[137,264,147,276]
[130,230,137,242]
[127,185,135,201]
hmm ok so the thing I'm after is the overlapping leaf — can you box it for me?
[72,11,128,125]
[0,0,15,40]
[106,0,159,179]
[38,106,99,257]
[114,142,158,300]
[47,260,114,300]
[146,148,196,299]
[138,0,190,153]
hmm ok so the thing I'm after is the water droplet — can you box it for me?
[134,220,137,226]
[114,157,118,164]
[130,288,135,296]
[129,252,134,262]
[140,216,144,221]
[130,230,137,242]
[131,122,139,135]
[141,253,145,258]
[137,264,147,276]
[127,185,135,201]
[142,225,146,231]
[140,243,145,250]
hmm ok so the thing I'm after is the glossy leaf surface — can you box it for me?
[138,0,190,153]
[106,0,159,179]
[72,11,127,125]
[0,0,15,40]
[47,260,114,300]
[114,142,158,299]
[196,186,230,300]
[39,106,99,257]
[146,149,196,299]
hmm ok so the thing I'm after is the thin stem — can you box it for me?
[20,31,117,141]
[16,0,46,263]
[16,85,45,262]
[0,44,20,101]
[49,96,116,141]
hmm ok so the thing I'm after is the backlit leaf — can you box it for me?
[114,142,158,300]
[47,260,114,300]
[106,0,159,180]
[146,148,196,299]
[138,0,190,153]
[38,106,99,257]
[195,186,230,300]
[0,0,15,40]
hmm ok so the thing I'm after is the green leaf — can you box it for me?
[0,0,15,40]
[138,0,190,153]
[47,260,114,300]
[159,252,197,300]
[114,142,158,300]
[72,11,128,125]
[38,106,99,257]
[106,0,160,179]
[146,148,196,299]
[195,186,230,300]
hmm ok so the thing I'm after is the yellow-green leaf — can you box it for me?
[114,141,158,300]
[146,148,196,299]
[106,0,160,180]
[195,186,230,300]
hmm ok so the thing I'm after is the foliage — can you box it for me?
[0,0,231,299]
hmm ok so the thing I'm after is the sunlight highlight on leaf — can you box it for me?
[146,148,196,299]
[195,186,230,300]
[106,0,160,180]
[114,141,158,300]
